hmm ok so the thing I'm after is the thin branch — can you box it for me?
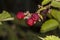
[37,36,45,40]
[0,17,14,21]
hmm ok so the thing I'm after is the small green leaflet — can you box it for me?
[42,0,51,5]
[0,10,12,21]
[40,19,59,33]
[50,9,60,22]
[51,1,60,8]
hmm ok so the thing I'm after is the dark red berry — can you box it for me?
[16,11,25,19]
[41,9,49,15]
[31,13,39,21]
[27,18,34,26]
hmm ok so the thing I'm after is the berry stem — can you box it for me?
[36,5,51,14]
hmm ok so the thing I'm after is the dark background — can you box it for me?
[0,0,42,13]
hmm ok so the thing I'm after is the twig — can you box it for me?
[0,17,14,21]
[36,4,51,13]
[37,36,45,40]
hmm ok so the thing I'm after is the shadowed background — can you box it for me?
[0,0,42,13]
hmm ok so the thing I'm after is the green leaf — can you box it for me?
[44,35,60,40]
[41,19,59,33]
[42,0,51,5]
[51,1,60,8]
[0,10,12,21]
[50,9,60,22]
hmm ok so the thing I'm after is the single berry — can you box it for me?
[27,18,34,26]
[41,9,49,15]
[16,11,25,19]
[31,13,39,21]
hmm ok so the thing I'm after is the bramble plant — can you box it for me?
[0,0,60,40]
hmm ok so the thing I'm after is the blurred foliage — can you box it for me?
[0,0,60,40]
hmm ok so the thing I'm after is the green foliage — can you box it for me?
[0,24,5,36]
[26,31,40,40]
[44,35,60,40]
[50,9,60,22]
[0,0,60,40]
[42,0,51,5]
[0,10,12,21]
[8,28,18,40]
[41,19,59,33]
[1,24,18,40]
[51,1,60,8]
